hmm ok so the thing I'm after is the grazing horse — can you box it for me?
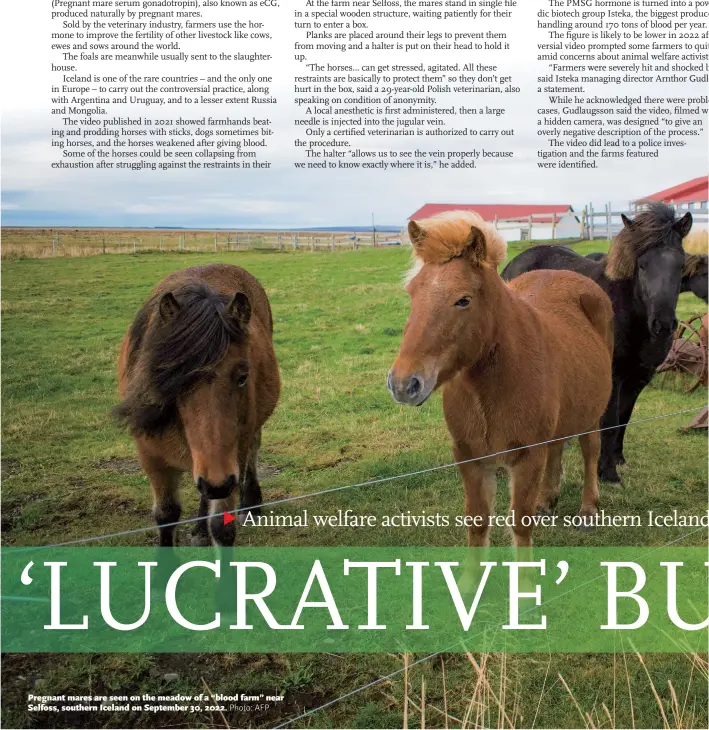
[115,264,281,546]
[388,211,614,547]
[681,254,708,302]
[502,203,691,482]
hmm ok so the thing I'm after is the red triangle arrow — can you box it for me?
[224,512,236,526]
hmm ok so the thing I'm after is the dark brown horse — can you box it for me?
[388,211,614,547]
[115,264,280,546]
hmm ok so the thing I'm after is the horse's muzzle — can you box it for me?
[387,369,434,407]
[196,474,237,500]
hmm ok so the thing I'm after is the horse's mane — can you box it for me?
[406,210,507,283]
[115,283,246,435]
[683,253,708,278]
[606,202,684,280]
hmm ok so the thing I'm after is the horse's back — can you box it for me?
[509,268,614,356]
[502,245,602,283]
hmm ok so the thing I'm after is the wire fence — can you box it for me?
[1,228,405,259]
[10,406,703,554]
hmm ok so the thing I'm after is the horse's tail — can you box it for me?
[579,289,615,358]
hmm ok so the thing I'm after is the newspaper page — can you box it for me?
[1,1,708,729]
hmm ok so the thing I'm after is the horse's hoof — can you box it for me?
[190,532,211,547]
[598,468,621,484]
[576,508,598,531]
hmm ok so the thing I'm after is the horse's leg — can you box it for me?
[142,456,182,547]
[239,428,263,524]
[191,496,211,546]
[612,374,650,467]
[455,443,496,547]
[578,430,601,523]
[509,449,546,549]
[598,378,622,483]
[208,492,238,547]
[455,447,496,595]
[536,441,564,515]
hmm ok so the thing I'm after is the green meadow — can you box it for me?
[2,244,707,728]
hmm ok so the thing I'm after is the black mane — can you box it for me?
[115,283,246,435]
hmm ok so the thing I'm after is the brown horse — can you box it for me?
[388,211,614,547]
[115,264,281,547]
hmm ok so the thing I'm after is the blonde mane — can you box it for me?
[405,209,507,284]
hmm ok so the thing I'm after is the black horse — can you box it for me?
[502,203,692,482]
[588,251,707,303]
[681,254,708,302]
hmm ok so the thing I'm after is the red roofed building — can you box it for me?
[637,176,708,209]
[408,203,578,242]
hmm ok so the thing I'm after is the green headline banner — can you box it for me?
[2,547,707,653]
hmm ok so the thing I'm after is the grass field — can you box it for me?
[2,244,708,729]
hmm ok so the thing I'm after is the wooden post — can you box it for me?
[528,214,533,241]
[102,237,105,254]
[606,202,611,241]
[52,235,56,256]
[589,203,595,239]
[179,235,183,252]
[236,231,239,250]
[247,234,252,250]
[133,239,137,254]
[331,232,335,252]
[552,214,557,242]
[353,232,358,250]
[214,234,217,252]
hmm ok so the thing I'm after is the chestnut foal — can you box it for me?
[389,211,614,548]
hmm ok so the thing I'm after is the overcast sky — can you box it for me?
[2,2,706,229]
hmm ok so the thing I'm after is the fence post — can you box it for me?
[606,202,611,241]
[133,239,137,254]
[294,232,298,250]
[589,203,595,239]
[179,235,183,252]
[102,237,105,254]
[331,232,335,252]
[353,232,358,250]
[551,214,557,242]
[278,232,282,251]
[214,234,217,252]
[528,215,533,241]
[52,235,56,256]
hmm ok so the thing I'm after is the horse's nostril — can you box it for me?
[407,376,422,397]
[196,474,237,499]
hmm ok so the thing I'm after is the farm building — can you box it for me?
[407,203,580,242]
[637,176,709,212]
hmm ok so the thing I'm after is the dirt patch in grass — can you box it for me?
[95,457,142,475]
[2,458,21,479]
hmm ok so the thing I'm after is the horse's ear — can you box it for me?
[674,212,692,238]
[465,225,487,265]
[621,214,634,230]
[159,292,180,322]
[228,292,251,330]
[408,220,426,248]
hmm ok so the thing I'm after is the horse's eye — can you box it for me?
[232,362,249,388]
[455,297,472,308]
